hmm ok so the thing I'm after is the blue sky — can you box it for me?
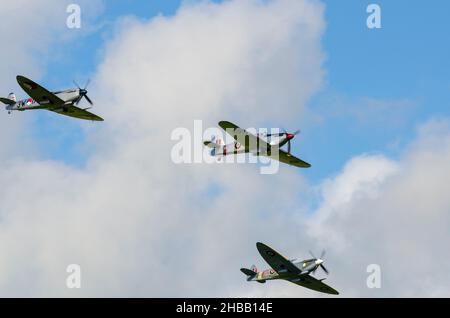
[29,0,450,182]
[3,0,450,298]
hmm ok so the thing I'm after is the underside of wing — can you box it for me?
[272,149,311,168]
[218,121,271,153]
[256,242,301,275]
[17,75,64,106]
[287,275,339,295]
[50,105,104,121]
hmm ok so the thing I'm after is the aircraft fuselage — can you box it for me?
[251,259,321,283]
[5,88,81,112]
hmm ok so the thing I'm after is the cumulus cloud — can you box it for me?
[0,0,448,298]
[0,0,326,297]
[306,119,450,297]
[0,0,102,161]
[237,119,450,298]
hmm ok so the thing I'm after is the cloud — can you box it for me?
[306,118,450,297]
[235,118,450,298]
[0,0,326,296]
[0,0,448,298]
[0,0,103,162]
[0,0,102,88]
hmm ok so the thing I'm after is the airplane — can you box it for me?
[0,75,103,121]
[241,242,339,295]
[204,121,310,168]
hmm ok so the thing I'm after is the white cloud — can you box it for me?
[235,119,450,298]
[0,0,449,298]
[0,0,326,296]
[306,119,450,297]
[0,0,103,161]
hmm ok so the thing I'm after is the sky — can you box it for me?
[0,0,449,297]
[22,0,450,180]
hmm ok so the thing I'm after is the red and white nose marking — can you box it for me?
[286,133,295,140]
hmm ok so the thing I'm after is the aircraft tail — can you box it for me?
[204,136,227,157]
[240,265,258,281]
[0,93,16,106]
[204,135,223,148]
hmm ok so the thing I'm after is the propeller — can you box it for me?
[73,79,93,106]
[309,250,329,276]
[285,129,300,154]
[266,129,300,153]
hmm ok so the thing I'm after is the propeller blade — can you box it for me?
[266,132,285,137]
[320,264,329,275]
[320,250,326,259]
[287,139,291,153]
[84,79,91,90]
[309,250,316,259]
[84,94,94,105]
[73,80,81,89]
[293,129,301,135]
[75,96,82,105]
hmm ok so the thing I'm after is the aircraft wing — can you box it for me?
[218,121,271,153]
[50,105,104,121]
[287,275,339,295]
[17,75,64,107]
[272,149,311,168]
[256,242,302,275]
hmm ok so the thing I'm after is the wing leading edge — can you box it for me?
[274,149,311,168]
[17,75,64,106]
[256,242,301,275]
[51,105,104,121]
[287,275,339,295]
[218,121,272,153]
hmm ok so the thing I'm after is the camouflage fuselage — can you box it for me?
[251,259,318,282]
[5,88,80,112]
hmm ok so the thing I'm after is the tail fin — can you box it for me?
[8,93,16,102]
[240,265,258,281]
[204,136,225,157]
[204,136,223,148]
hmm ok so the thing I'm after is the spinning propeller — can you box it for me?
[309,250,329,275]
[266,129,301,153]
[73,79,93,107]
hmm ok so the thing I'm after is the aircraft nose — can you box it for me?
[286,133,295,140]
[315,259,323,265]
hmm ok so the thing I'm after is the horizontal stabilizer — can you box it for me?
[203,140,221,149]
[240,268,256,277]
[0,97,15,105]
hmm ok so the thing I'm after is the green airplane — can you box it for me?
[1,75,103,121]
[241,242,339,295]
